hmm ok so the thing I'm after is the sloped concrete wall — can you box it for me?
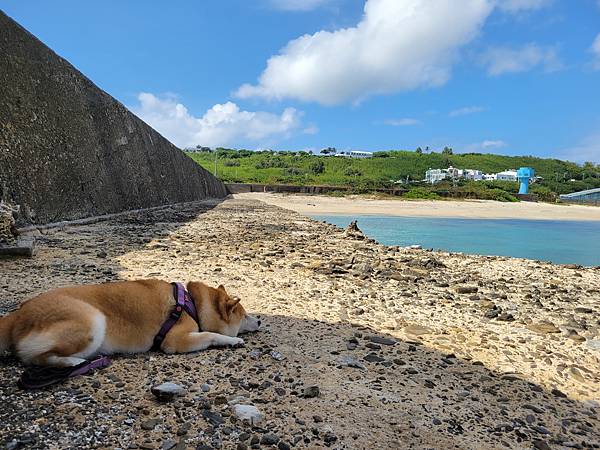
[0,11,227,226]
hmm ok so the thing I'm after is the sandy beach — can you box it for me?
[237,192,600,221]
[1,197,599,449]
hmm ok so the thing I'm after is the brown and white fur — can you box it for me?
[0,279,260,367]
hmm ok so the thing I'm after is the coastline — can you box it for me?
[235,192,600,221]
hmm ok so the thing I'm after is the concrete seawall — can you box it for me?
[0,11,227,226]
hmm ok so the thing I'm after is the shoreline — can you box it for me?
[235,192,600,221]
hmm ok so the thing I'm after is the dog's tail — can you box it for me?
[0,313,15,353]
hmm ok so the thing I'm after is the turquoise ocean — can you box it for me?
[311,215,600,267]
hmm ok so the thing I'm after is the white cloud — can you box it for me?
[302,124,320,134]
[465,139,507,152]
[496,0,551,13]
[554,132,600,164]
[591,33,600,70]
[132,93,302,148]
[449,106,486,117]
[481,43,562,75]
[236,0,494,105]
[384,118,421,126]
[269,0,332,11]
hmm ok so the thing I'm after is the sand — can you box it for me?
[1,197,599,449]
[236,192,600,221]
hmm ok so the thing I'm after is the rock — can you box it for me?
[277,442,291,450]
[567,330,586,343]
[363,353,385,363]
[586,339,600,351]
[367,335,396,346]
[202,410,224,426]
[533,440,551,450]
[404,324,432,336]
[456,286,478,294]
[141,418,161,430]
[339,356,366,370]
[151,382,186,401]
[575,307,593,314]
[303,386,320,398]
[161,439,177,450]
[232,404,264,426]
[270,350,285,361]
[201,383,210,392]
[527,322,561,334]
[260,433,280,446]
[497,312,515,322]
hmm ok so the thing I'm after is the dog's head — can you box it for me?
[188,282,261,336]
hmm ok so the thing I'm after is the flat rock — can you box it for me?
[151,382,186,401]
[527,322,561,334]
[232,404,264,426]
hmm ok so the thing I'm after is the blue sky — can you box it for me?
[1,0,599,162]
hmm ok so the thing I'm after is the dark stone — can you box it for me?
[260,433,280,445]
[303,386,320,398]
[141,418,161,430]
[532,440,551,450]
[0,11,227,227]
[202,410,224,427]
[456,286,478,294]
[277,442,291,450]
[367,336,397,346]
[364,353,385,363]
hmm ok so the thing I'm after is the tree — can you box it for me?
[442,146,453,155]
[415,147,423,154]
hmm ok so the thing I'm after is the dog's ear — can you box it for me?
[217,284,226,292]
[227,296,241,310]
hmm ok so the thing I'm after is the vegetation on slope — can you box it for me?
[187,148,600,202]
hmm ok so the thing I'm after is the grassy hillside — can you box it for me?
[187,149,600,201]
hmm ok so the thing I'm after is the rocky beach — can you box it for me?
[0,197,599,449]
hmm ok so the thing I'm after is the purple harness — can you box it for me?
[151,282,200,351]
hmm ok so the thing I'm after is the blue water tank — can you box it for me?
[517,167,535,194]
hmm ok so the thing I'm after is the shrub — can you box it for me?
[223,159,240,167]
[309,160,325,175]
[344,167,363,177]
[403,188,441,200]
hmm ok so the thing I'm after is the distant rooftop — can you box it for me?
[560,188,600,198]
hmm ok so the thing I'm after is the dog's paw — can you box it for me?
[230,337,245,348]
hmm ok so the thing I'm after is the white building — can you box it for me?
[425,166,465,184]
[349,150,373,158]
[495,170,518,181]
[464,169,483,181]
[425,169,448,184]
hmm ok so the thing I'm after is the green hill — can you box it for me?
[187,148,600,202]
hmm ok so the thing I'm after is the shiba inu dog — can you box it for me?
[0,279,260,367]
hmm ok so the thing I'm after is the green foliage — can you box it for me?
[402,188,441,200]
[309,160,325,174]
[223,159,240,167]
[185,148,600,201]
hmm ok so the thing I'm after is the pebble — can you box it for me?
[150,382,186,402]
